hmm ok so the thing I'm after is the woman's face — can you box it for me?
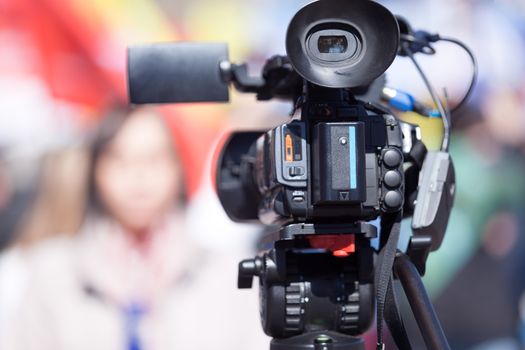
[94,110,181,233]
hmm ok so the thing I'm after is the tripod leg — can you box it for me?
[393,253,451,350]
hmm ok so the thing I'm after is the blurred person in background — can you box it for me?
[0,106,267,350]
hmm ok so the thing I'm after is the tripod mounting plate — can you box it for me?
[262,222,377,245]
[270,331,364,350]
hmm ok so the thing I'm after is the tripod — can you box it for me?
[268,253,450,350]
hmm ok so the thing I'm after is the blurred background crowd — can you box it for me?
[0,0,524,349]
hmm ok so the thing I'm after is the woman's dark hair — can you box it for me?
[87,106,186,215]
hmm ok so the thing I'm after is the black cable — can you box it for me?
[402,44,451,152]
[437,36,478,113]
[400,33,478,114]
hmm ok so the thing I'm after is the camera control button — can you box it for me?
[383,149,402,168]
[383,171,402,188]
[289,166,305,177]
[384,191,403,209]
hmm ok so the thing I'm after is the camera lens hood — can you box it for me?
[286,0,399,88]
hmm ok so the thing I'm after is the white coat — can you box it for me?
[0,216,269,350]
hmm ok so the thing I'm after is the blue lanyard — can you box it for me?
[123,302,147,350]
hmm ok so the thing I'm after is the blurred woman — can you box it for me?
[1,107,266,350]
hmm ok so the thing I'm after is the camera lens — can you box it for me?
[306,28,360,63]
[318,36,348,54]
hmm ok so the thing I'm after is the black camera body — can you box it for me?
[127,0,460,347]
[220,83,408,339]
[217,91,405,226]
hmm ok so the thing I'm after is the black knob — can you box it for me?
[238,257,264,289]
[383,149,402,168]
[383,170,402,188]
[384,190,403,209]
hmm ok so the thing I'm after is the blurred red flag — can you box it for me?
[0,0,225,196]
